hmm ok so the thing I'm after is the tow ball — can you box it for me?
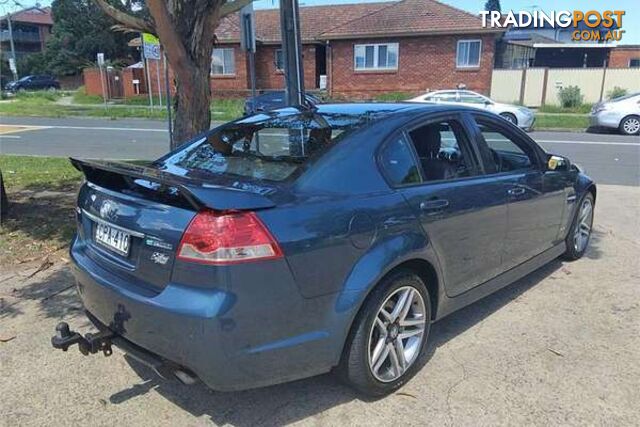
[51,322,114,356]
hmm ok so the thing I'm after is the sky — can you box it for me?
[4,0,639,44]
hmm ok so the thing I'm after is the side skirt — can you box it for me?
[435,242,566,320]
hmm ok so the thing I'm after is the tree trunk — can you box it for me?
[93,0,254,146]
[171,63,212,148]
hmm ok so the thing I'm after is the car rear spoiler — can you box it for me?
[70,158,276,210]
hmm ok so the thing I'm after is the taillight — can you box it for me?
[177,210,283,264]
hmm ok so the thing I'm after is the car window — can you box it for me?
[475,118,537,173]
[431,93,459,103]
[407,120,475,182]
[160,110,387,182]
[379,135,421,186]
[459,93,487,104]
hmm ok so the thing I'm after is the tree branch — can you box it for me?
[93,0,155,34]
[220,0,254,17]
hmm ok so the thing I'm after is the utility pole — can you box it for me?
[6,13,18,79]
[279,0,305,106]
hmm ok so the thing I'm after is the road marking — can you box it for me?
[0,125,41,134]
[0,124,166,132]
[0,135,21,139]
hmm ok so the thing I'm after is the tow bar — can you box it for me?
[51,322,114,356]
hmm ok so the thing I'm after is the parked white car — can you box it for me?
[408,90,535,130]
[590,93,640,135]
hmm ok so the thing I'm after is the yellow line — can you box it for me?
[0,125,44,135]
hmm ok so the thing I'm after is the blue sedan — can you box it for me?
[55,103,595,396]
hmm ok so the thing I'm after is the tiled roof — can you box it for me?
[216,0,498,43]
[321,0,500,39]
[2,6,53,26]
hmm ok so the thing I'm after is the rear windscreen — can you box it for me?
[159,111,374,182]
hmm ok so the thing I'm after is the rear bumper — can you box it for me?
[70,237,346,391]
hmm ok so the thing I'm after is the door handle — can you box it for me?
[420,199,449,211]
[507,187,526,196]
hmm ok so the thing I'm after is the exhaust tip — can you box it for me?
[174,369,198,385]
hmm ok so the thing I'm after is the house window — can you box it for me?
[275,49,284,71]
[630,58,640,68]
[211,48,235,75]
[456,40,481,68]
[354,43,398,70]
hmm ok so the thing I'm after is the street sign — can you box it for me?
[240,4,256,53]
[142,33,161,60]
[8,58,17,74]
[97,53,105,66]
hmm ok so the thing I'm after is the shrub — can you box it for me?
[558,85,583,108]
[607,86,627,100]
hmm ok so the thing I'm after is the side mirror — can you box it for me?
[484,100,492,105]
[547,154,570,172]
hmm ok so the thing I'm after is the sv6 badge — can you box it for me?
[150,252,170,265]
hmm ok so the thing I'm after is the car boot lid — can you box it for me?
[70,158,276,211]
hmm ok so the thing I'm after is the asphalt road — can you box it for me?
[1,116,638,186]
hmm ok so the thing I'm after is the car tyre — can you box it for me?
[337,270,431,397]
[619,115,640,135]
[562,192,595,261]
[500,112,517,125]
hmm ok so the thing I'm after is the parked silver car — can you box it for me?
[407,90,535,130]
[590,93,640,135]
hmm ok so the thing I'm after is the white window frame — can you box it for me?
[456,39,482,68]
[275,49,284,71]
[211,48,236,76]
[353,43,399,71]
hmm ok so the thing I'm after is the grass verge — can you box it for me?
[0,90,244,121]
[0,155,83,266]
[537,104,593,114]
[535,114,589,130]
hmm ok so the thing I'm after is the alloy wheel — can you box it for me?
[622,117,640,135]
[574,198,593,253]
[368,286,427,382]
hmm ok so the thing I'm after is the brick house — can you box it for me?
[214,0,502,98]
[84,0,502,99]
[609,45,640,68]
[0,6,53,60]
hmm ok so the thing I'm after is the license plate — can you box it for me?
[95,223,131,256]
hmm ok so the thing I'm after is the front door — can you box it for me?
[470,114,566,269]
[389,115,509,297]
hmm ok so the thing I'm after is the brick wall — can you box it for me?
[609,47,640,68]
[255,44,318,90]
[82,68,103,96]
[328,34,497,99]
[83,34,498,100]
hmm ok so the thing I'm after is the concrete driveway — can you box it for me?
[1,184,639,426]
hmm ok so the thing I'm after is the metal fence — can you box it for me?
[490,67,640,106]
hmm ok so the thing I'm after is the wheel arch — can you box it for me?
[387,259,440,320]
[499,111,518,125]
[336,256,442,368]
[587,183,597,203]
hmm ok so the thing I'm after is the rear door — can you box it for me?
[385,113,508,297]
[469,113,567,269]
